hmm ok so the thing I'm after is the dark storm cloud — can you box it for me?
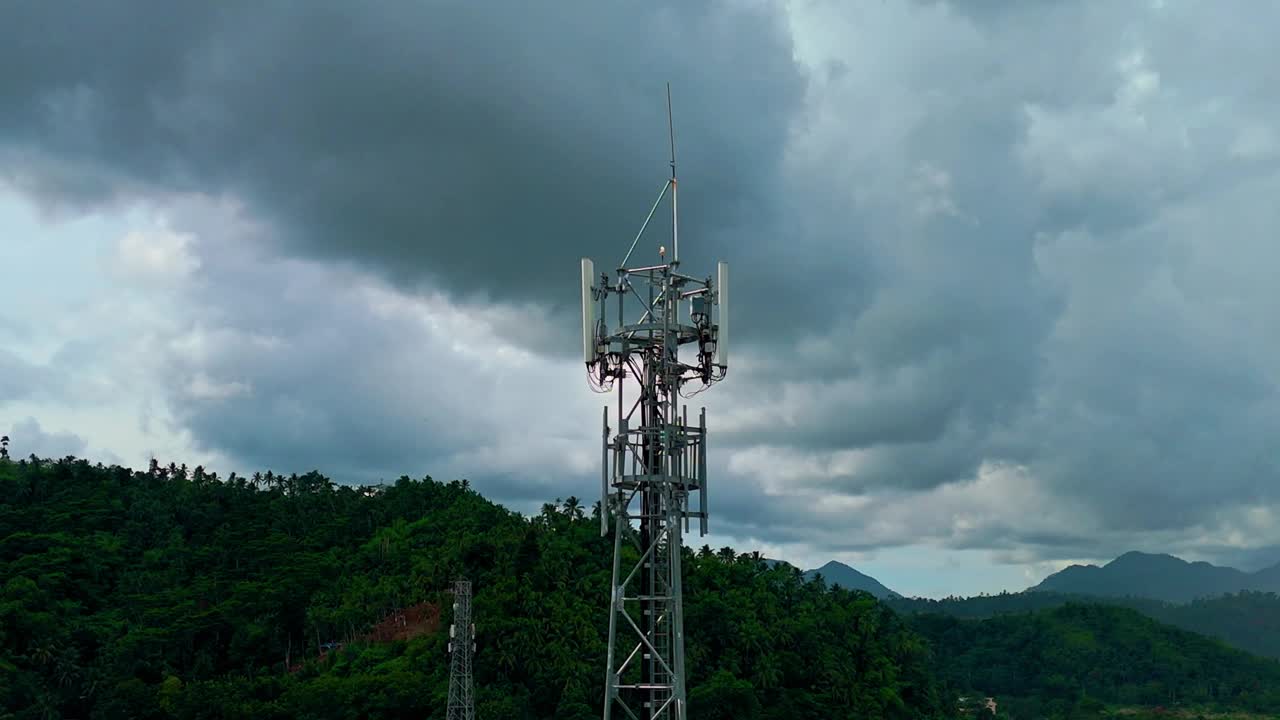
[129,198,603,495]
[151,240,481,482]
[747,0,1280,563]
[0,0,805,348]
[7,0,1280,574]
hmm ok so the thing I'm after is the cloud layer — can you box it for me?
[4,0,1280,588]
[1,0,804,343]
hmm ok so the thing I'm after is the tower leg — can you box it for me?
[603,506,624,719]
[669,516,687,720]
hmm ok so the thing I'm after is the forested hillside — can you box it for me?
[909,604,1280,718]
[0,456,948,719]
[6,454,1280,720]
[891,590,1280,660]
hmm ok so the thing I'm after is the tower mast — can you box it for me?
[583,85,730,720]
[446,579,475,720]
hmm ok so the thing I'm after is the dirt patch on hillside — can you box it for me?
[292,601,442,672]
[366,601,442,643]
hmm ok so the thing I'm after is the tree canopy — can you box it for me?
[0,455,948,719]
[4,454,1278,719]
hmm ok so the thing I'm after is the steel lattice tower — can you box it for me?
[582,86,729,720]
[446,580,475,720]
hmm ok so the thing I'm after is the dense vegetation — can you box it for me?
[0,455,948,719]
[891,591,1280,660]
[6,454,1280,719]
[909,604,1280,719]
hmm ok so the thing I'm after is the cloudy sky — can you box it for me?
[4,0,1280,597]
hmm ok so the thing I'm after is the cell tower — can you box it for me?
[583,85,729,720]
[446,579,475,720]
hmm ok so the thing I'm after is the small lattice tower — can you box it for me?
[445,579,475,720]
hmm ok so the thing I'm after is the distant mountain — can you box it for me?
[761,558,900,599]
[1031,551,1280,602]
[1254,561,1280,590]
[889,589,1280,661]
[803,561,900,599]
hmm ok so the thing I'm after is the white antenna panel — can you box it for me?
[716,261,729,367]
[581,258,596,363]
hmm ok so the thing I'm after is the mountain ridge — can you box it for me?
[762,558,901,598]
[803,560,901,599]
[1031,550,1280,602]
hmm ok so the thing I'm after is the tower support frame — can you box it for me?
[586,86,727,720]
[446,579,475,720]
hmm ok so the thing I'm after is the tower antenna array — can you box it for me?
[582,84,730,720]
[446,579,475,720]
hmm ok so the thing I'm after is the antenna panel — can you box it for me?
[581,258,596,363]
[716,261,729,367]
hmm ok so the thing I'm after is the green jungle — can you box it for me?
[4,455,1280,719]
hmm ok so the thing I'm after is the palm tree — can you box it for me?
[562,496,584,520]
